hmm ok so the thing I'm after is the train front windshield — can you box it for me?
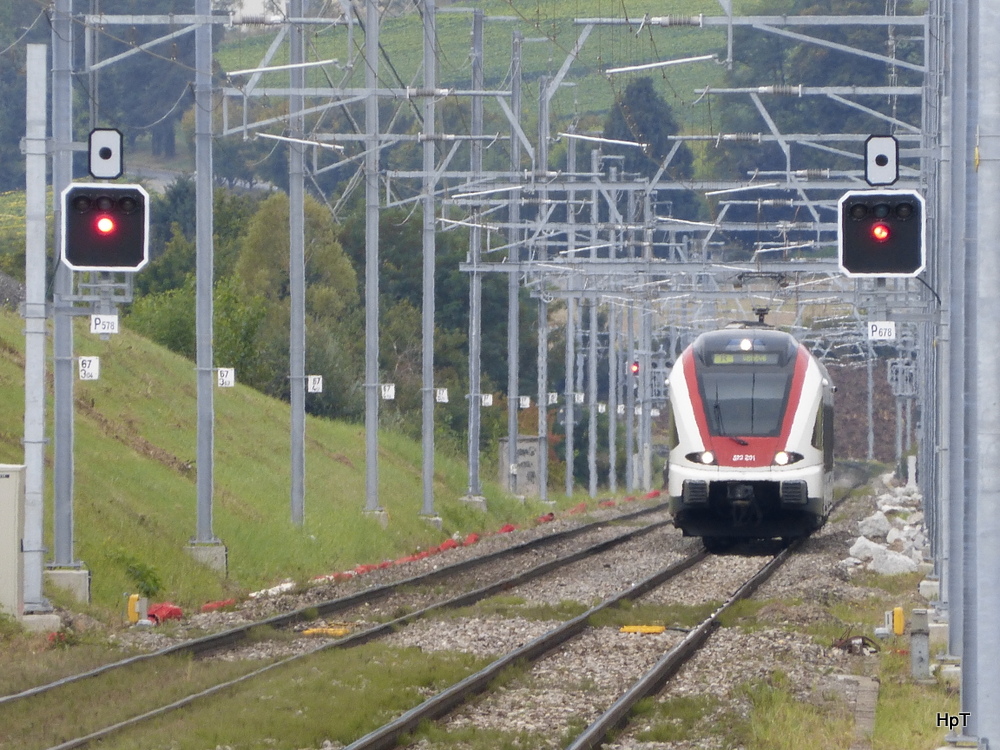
[699,370,791,437]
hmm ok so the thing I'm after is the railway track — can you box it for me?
[345,542,794,750]
[2,502,684,749]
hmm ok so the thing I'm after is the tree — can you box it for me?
[233,191,363,418]
[91,0,228,157]
[336,204,538,401]
[603,77,702,221]
[141,180,264,297]
[126,275,269,387]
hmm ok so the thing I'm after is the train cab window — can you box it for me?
[699,371,791,437]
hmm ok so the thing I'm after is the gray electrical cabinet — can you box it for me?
[0,465,25,619]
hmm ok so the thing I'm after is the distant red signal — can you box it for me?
[630,360,640,375]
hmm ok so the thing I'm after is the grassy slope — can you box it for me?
[0,310,567,615]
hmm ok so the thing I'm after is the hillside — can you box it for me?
[0,310,551,615]
[828,360,902,467]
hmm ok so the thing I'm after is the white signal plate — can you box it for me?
[90,314,119,334]
[868,321,897,340]
[89,128,123,179]
[79,356,100,380]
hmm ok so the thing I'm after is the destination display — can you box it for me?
[710,352,780,366]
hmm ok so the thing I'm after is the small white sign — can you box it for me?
[381,383,396,400]
[651,407,661,417]
[79,356,99,380]
[864,134,898,186]
[868,321,896,340]
[574,392,584,405]
[617,404,626,416]
[598,402,607,414]
[481,393,493,407]
[90,314,119,335]
[217,368,235,388]
[307,375,323,393]
[435,388,448,403]
[519,395,531,409]
[547,392,559,405]
[88,128,124,179]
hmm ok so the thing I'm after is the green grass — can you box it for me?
[0,651,266,749]
[738,672,854,750]
[35,643,490,750]
[218,0,729,136]
[0,309,615,619]
[874,650,959,750]
[632,694,734,743]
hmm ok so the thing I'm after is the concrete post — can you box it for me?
[911,608,931,681]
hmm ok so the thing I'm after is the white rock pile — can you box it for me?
[841,473,928,576]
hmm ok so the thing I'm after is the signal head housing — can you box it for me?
[60,183,149,272]
[838,189,925,278]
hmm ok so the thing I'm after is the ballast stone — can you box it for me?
[868,548,918,576]
[849,536,884,561]
[847,535,919,575]
[858,511,892,538]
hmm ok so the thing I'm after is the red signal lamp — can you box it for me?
[96,215,116,234]
[871,223,891,242]
[630,360,640,375]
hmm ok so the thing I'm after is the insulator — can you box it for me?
[653,15,702,27]
[722,132,761,142]
[758,85,802,96]
[235,15,283,26]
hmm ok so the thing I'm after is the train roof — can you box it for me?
[690,326,802,366]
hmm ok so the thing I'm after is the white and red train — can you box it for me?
[665,323,835,550]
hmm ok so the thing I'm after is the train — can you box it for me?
[664,322,835,551]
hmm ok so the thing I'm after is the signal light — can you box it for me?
[630,360,640,375]
[871,223,890,242]
[60,183,149,272]
[838,189,925,277]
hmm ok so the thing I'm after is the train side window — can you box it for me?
[666,402,679,450]
[812,403,824,450]
[823,403,835,471]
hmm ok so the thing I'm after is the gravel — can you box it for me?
[385,481,899,749]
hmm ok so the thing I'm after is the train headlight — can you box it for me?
[686,451,716,465]
[772,451,804,466]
